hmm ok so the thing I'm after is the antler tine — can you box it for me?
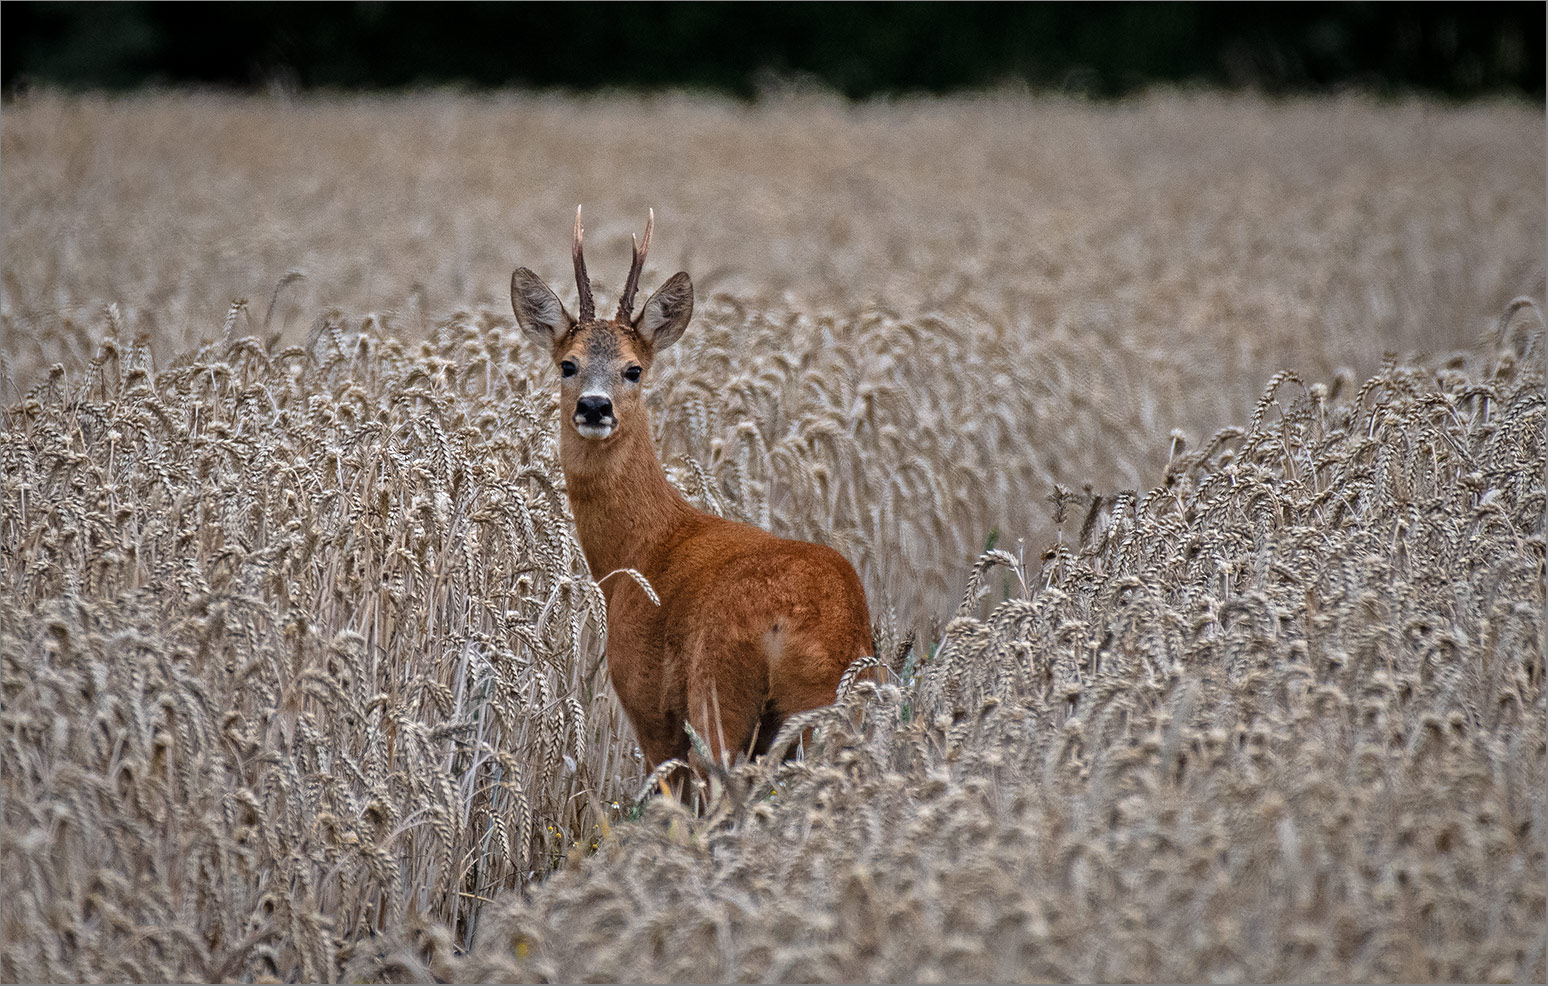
[573,205,595,323]
[616,208,655,322]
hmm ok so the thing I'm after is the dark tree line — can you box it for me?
[4,2,1542,99]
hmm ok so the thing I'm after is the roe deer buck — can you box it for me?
[510,208,872,775]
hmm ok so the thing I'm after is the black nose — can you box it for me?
[576,395,614,424]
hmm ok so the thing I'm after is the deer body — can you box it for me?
[512,209,871,770]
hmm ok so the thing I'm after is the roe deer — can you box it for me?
[510,208,872,775]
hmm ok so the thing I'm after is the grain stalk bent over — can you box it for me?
[510,208,873,774]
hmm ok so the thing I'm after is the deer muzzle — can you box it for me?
[574,393,616,439]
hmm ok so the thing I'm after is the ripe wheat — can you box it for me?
[2,92,1543,982]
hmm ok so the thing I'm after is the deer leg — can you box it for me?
[766,628,860,717]
[624,716,689,801]
[636,729,685,773]
[685,637,769,771]
[759,608,872,758]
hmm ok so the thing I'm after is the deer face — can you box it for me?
[511,209,694,443]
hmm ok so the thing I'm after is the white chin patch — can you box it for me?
[573,421,616,440]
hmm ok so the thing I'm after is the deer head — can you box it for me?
[511,207,694,443]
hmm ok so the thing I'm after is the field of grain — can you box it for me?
[2,91,1544,982]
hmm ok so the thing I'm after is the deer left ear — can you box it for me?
[511,267,575,347]
[635,272,694,352]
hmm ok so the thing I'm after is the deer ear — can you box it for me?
[510,268,574,346]
[635,272,694,352]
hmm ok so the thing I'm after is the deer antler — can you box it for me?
[616,208,654,322]
[573,205,595,323]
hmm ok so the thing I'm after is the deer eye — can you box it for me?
[623,366,642,383]
[560,360,577,378]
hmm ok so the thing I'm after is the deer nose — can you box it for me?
[576,394,614,424]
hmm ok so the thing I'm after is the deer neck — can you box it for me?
[560,410,693,585]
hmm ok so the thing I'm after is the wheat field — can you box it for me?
[2,91,1544,982]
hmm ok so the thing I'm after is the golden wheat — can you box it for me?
[2,91,1544,982]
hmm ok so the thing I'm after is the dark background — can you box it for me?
[2,2,1543,99]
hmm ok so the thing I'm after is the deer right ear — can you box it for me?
[635,272,694,352]
[510,268,575,345]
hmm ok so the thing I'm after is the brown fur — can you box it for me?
[511,215,872,772]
